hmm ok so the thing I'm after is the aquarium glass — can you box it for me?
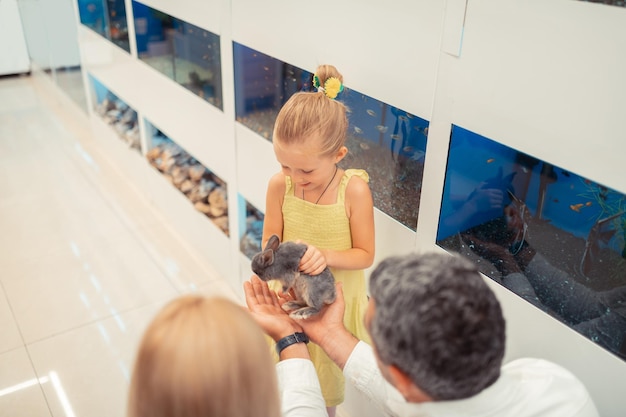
[233,43,314,139]
[437,124,626,361]
[88,74,141,152]
[77,0,130,52]
[233,42,429,230]
[132,1,223,109]
[144,120,229,236]
[238,194,264,259]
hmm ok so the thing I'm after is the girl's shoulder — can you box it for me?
[342,169,369,186]
[343,169,371,199]
[267,172,288,195]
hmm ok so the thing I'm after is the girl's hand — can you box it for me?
[297,241,328,275]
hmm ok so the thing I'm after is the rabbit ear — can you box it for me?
[266,234,280,251]
[260,248,274,266]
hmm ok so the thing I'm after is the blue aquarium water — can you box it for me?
[437,124,626,361]
[77,0,130,52]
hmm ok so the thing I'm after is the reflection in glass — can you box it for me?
[144,120,229,236]
[88,74,140,151]
[132,1,222,109]
[77,0,130,52]
[437,125,626,360]
[233,43,429,230]
[238,195,264,259]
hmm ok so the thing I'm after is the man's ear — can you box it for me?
[387,364,433,403]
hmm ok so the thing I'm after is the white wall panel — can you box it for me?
[366,209,417,280]
[232,0,445,120]
[235,123,278,212]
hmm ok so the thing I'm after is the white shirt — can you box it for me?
[343,341,600,417]
[277,358,327,417]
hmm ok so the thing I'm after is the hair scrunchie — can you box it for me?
[312,74,344,99]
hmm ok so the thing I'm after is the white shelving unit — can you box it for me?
[0,0,30,75]
[74,1,626,415]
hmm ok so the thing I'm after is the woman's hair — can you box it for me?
[273,64,348,157]
[368,252,506,401]
[128,295,280,417]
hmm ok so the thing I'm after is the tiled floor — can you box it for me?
[0,73,238,416]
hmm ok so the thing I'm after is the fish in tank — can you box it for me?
[145,120,229,236]
[232,43,429,230]
[238,195,264,259]
[437,124,626,360]
[132,1,223,109]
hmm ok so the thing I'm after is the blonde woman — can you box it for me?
[128,294,326,417]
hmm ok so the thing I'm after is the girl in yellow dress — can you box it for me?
[262,64,375,416]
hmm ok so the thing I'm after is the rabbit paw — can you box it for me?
[282,301,306,312]
[289,307,320,320]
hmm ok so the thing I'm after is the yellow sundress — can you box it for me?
[271,168,372,407]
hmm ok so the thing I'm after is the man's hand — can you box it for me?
[296,282,359,370]
[244,275,302,341]
[296,282,347,346]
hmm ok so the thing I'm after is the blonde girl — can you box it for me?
[127,295,281,417]
[263,64,375,415]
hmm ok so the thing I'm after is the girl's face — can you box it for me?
[273,136,346,194]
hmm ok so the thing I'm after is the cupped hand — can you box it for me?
[244,275,302,341]
[295,282,346,346]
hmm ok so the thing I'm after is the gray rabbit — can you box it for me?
[251,234,336,319]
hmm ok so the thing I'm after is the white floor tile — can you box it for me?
[27,301,167,417]
[0,286,22,354]
[2,233,177,343]
[0,347,52,417]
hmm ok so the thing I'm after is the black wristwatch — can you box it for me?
[275,332,309,355]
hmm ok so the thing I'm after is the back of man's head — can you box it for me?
[368,251,505,401]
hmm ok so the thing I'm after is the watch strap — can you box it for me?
[275,332,309,355]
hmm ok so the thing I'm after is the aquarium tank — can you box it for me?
[88,74,140,151]
[437,124,626,361]
[76,0,130,52]
[132,1,223,109]
[238,195,264,260]
[233,42,429,230]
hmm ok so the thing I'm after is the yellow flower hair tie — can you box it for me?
[323,77,343,99]
[312,74,344,99]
